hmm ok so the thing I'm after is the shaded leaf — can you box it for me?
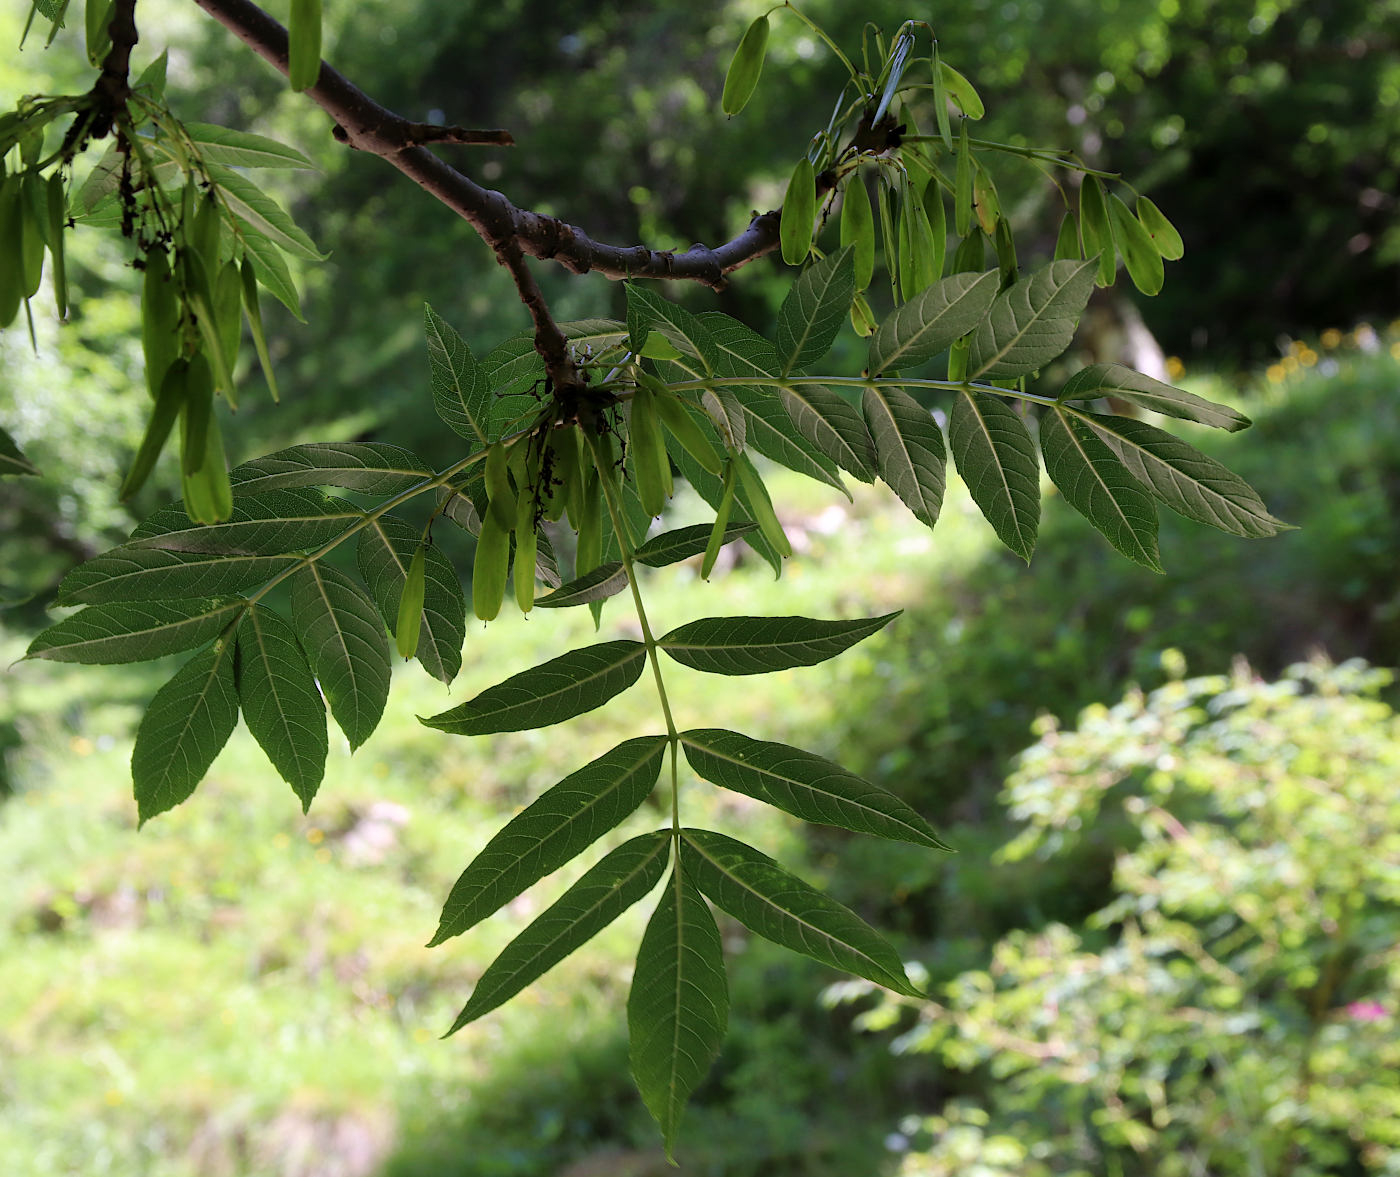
[240,225,304,319]
[778,383,876,482]
[127,489,362,555]
[634,522,757,568]
[421,640,647,735]
[1040,406,1162,571]
[532,561,628,609]
[185,123,316,169]
[626,284,715,374]
[289,563,391,751]
[55,548,298,606]
[426,303,493,445]
[1058,363,1250,432]
[682,829,920,996]
[966,259,1097,380]
[948,389,1040,562]
[776,246,854,374]
[206,163,325,260]
[0,425,39,476]
[132,641,239,824]
[26,598,246,665]
[448,831,670,1032]
[869,269,999,374]
[230,442,432,496]
[236,605,327,810]
[430,736,667,945]
[681,730,948,849]
[862,386,946,528]
[658,612,898,676]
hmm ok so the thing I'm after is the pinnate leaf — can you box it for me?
[236,605,327,810]
[868,269,999,374]
[658,612,898,675]
[1058,363,1250,432]
[421,640,647,735]
[681,729,948,849]
[26,598,247,664]
[447,831,671,1032]
[430,736,667,945]
[862,386,946,528]
[132,642,240,824]
[682,829,921,996]
[629,862,728,1157]
[1039,406,1162,570]
[949,390,1040,562]
[967,259,1096,380]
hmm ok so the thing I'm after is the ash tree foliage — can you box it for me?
[2,0,1283,1152]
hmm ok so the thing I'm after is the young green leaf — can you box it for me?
[1057,363,1251,431]
[721,15,769,116]
[120,357,189,501]
[240,258,279,401]
[240,226,304,319]
[950,225,987,275]
[658,612,898,675]
[948,389,1040,562]
[288,0,322,91]
[954,119,973,237]
[1079,175,1115,287]
[1074,412,1284,537]
[634,522,757,568]
[966,259,1097,380]
[513,496,538,615]
[652,391,724,476]
[289,563,391,751]
[184,123,317,170]
[421,640,647,735]
[45,173,68,318]
[1136,196,1184,260]
[937,60,985,118]
[840,174,875,292]
[205,164,326,261]
[430,735,667,945]
[84,0,112,66]
[1053,212,1080,261]
[625,283,716,373]
[862,385,946,528]
[1039,405,1162,571]
[140,246,180,402]
[26,598,247,665]
[924,180,947,282]
[868,269,999,374]
[780,157,816,266]
[733,455,791,558]
[1107,192,1165,296]
[396,542,428,655]
[447,831,671,1032]
[682,829,922,997]
[628,386,671,518]
[236,604,327,810]
[681,729,948,849]
[629,862,728,1159]
[132,641,240,825]
[702,462,738,580]
[776,245,855,375]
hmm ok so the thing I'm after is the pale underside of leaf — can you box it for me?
[777,383,876,482]
[533,561,628,608]
[862,385,946,529]
[425,303,493,446]
[633,523,757,568]
[868,269,999,374]
[1057,362,1251,432]
[229,442,432,496]
[776,246,854,375]
[967,259,1096,380]
[25,598,247,664]
[55,549,298,606]
[948,390,1040,562]
[127,489,362,555]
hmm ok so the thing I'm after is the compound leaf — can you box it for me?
[229,442,432,496]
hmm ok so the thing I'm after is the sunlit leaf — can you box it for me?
[185,123,316,169]
[206,163,325,260]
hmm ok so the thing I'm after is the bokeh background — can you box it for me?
[2,0,1398,1173]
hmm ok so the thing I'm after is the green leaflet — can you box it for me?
[421,640,647,735]
[184,123,317,169]
[205,164,325,261]
[721,15,769,116]
[657,612,898,675]
[241,258,279,401]
[132,640,240,824]
[484,319,628,402]
[240,225,304,319]
[533,561,628,609]
[633,522,757,568]
[1058,362,1251,432]
[0,425,39,476]
[236,604,327,810]
[358,516,466,684]
[1073,412,1284,538]
[1079,175,1115,287]
[625,284,716,374]
[1136,196,1185,261]
[426,303,494,445]
[682,829,922,997]
[777,382,877,482]
[948,389,1040,562]
[288,563,391,751]
[26,598,247,665]
[868,269,999,374]
[429,735,667,945]
[447,831,670,1032]
[230,442,433,496]
[937,60,984,119]
[628,860,728,1159]
[127,489,362,554]
[966,259,1097,380]
[1107,192,1165,296]
[1039,406,1162,572]
[862,385,946,529]
[56,548,297,606]
[680,729,948,849]
[775,245,855,375]
[670,445,783,573]
[780,157,817,266]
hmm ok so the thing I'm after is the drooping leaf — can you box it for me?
[626,284,716,374]
[289,563,391,751]
[629,861,728,1158]
[236,604,327,810]
[1075,412,1284,537]
[396,542,428,656]
[240,225,304,319]
[447,831,670,1032]
[681,729,948,849]
[780,157,816,266]
[430,736,667,945]
[1136,196,1185,261]
[421,640,647,735]
[1058,363,1251,432]
[634,522,757,568]
[26,598,246,665]
[840,173,875,292]
[532,561,628,609]
[937,60,984,118]
[55,548,298,606]
[669,447,783,574]
[1106,192,1165,296]
[230,442,432,496]
[966,259,1097,380]
[426,303,494,445]
[776,245,855,374]
[778,383,876,482]
[127,489,362,555]
[721,15,770,116]
[205,163,325,260]
[132,641,240,824]
[357,516,466,684]
[185,123,317,169]
[682,829,921,996]
[1039,406,1162,571]
[862,385,946,528]
[948,389,1040,562]
[658,612,898,675]
[0,425,40,476]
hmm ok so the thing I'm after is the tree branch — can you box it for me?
[89,0,140,137]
